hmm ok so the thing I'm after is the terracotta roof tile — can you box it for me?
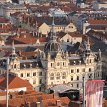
[0,17,9,23]
[88,19,107,25]
[0,75,33,91]
[42,97,70,107]
[57,31,83,39]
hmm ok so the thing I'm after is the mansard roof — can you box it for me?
[20,60,43,69]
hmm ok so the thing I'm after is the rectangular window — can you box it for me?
[77,84,79,88]
[20,73,23,77]
[71,70,74,73]
[90,59,91,63]
[63,62,66,67]
[71,76,73,81]
[77,69,79,73]
[89,68,91,72]
[39,72,42,76]
[27,73,30,77]
[51,63,53,67]
[39,79,42,84]
[77,76,79,80]
[33,72,36,76]
[63,62,64,66]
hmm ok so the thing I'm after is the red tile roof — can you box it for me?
[0,90,71,107]
[57,31,83,39]
[0,76,33,91]
[88,19,107,25]
[42,97,70,107]
[0,17,9,23]
[11,34,47,44]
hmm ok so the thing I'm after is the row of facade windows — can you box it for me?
[51,62,66,67]
[33,79,42,84]
[50,75,66,80]
[71,68,92,73]
[20,72,42,77]
[71,73,100,81]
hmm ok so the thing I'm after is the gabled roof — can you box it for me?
[57,31,83,39]
[0,75,33,90]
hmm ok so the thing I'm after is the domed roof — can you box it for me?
[44,40,62,53]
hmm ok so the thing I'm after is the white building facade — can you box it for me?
[0,18,102,92]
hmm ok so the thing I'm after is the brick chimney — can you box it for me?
[36,102,40,107]
[56,100,61,107]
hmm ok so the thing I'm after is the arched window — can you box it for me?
[56,73,60,79]
[62,72,66,79]
[50,73,54,80]
[14,64,16,68]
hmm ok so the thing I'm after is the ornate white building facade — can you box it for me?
[0,17,102,92]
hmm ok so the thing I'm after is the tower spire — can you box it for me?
[12,40,16,55]
[86,37,90,51]
[50,11,56,41]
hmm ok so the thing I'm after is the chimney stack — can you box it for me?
[56,100,61,107]
[36,102,40,107]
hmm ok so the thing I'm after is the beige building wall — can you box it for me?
[45,52,102,91]
[0,50,102,92]
[38,22,77,35]
[65,23,77,33]
[60,33,82,43]
[39,23,50,35]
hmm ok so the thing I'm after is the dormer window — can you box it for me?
[79,60,81,64]
[23,64,26,68]
[73,61,76,65]
[30,64,32,68]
